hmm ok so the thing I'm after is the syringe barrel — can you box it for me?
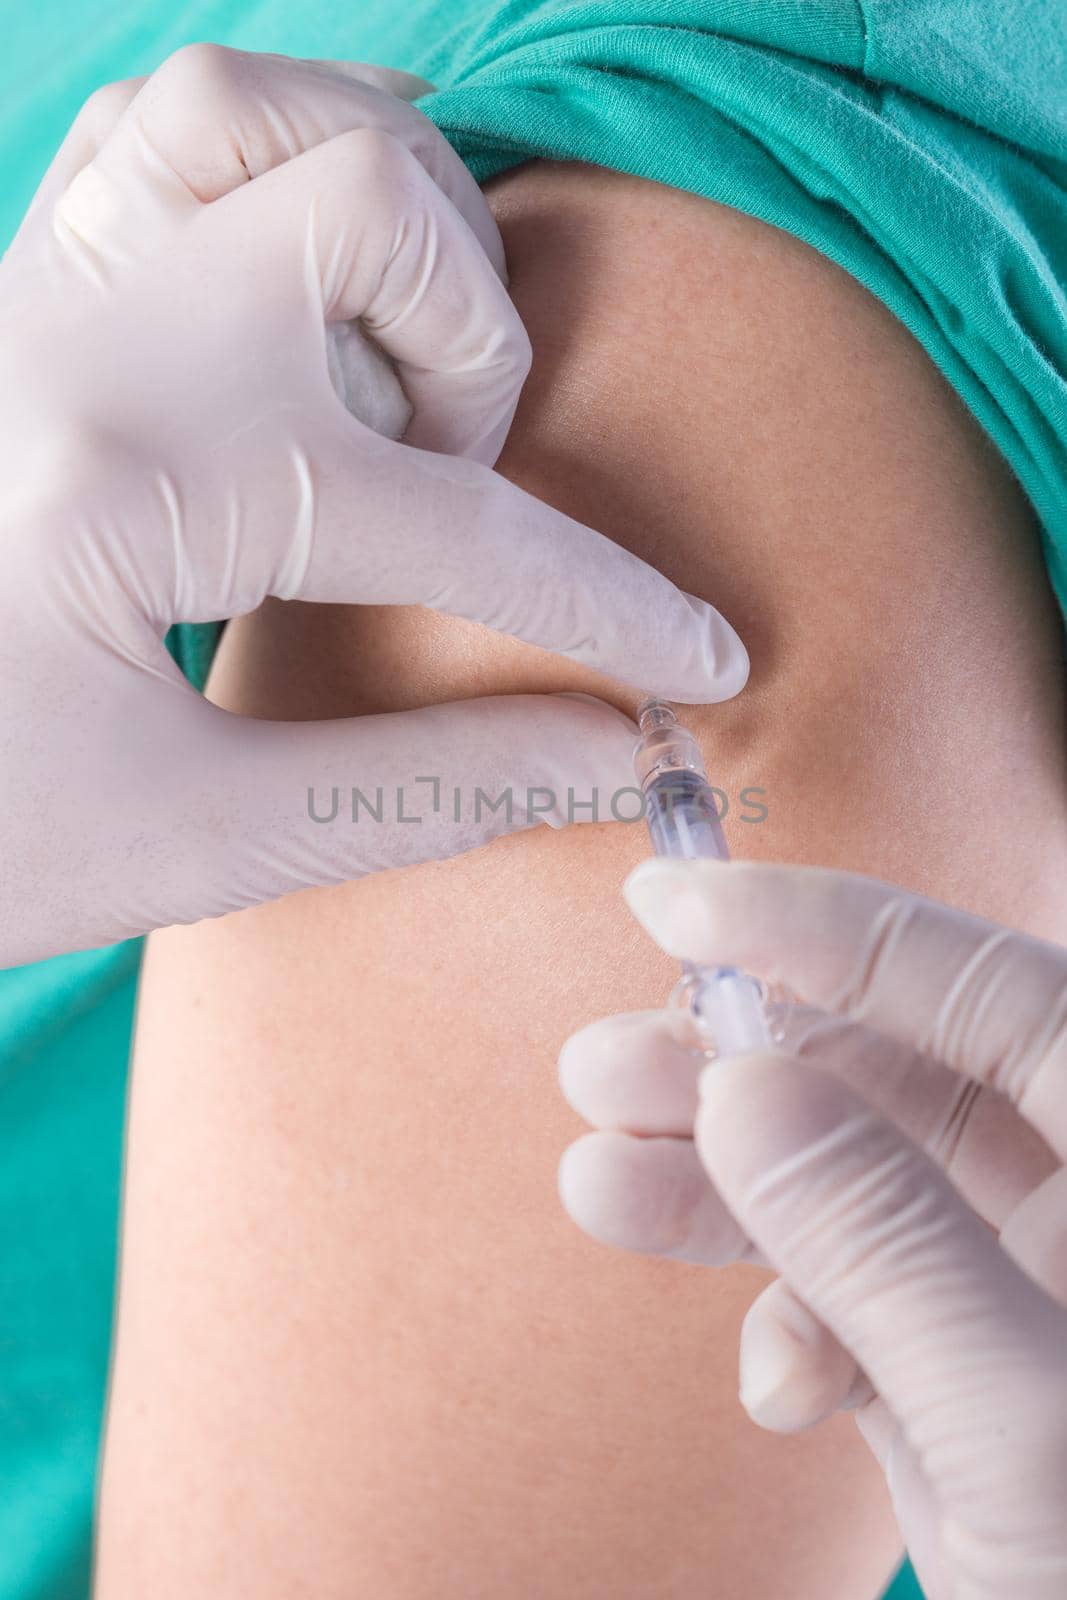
[634,699,774,1058]
[644,770,729,862]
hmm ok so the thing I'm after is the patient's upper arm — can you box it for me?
[209,158,1066,930]
[95,160,1067,1600]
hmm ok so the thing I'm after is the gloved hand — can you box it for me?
[0,46,748,968]
[559,858,1067,1600]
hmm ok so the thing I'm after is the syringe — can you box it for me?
[633,698,771,1058]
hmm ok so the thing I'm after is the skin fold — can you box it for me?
[95,162,1067,1598]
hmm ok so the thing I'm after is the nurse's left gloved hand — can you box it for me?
[559,860,1067,1600]
[0,47,748,968]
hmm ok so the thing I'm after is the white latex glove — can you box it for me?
[559,858,1067,1600]
[0,46,749,968]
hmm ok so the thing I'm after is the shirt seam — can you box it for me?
[852,0,872,74]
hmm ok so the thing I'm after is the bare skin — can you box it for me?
[95,162,1067,1599]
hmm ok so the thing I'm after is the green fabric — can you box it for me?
[0,944,139,1600]
[8,3,1067,1595]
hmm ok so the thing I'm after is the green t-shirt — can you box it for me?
[6,4,1066,1595]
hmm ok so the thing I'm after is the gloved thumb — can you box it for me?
[4,684,643,965]
[740,1166,1067,1439]
[736,1277,865,1432]
[692,1056,1066,1506]
[137,687,638,941]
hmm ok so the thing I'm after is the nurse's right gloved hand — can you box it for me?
[0,46,749,968]
[561,860,1067,1600]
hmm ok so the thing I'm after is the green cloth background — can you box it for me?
[8,1,1067,1594]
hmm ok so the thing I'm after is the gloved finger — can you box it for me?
[999,1166,1067,1307]
[296,60,437,101]
[16,681,648,962]
[179,685,643,901]
[559,1002,1055,1224]
[9,76,146,251]
[275,420,746,702]
[557,1130,753,1266]
[737,1277,864,1432]
[625,858,1067,1157]
[199,124,527,463]
[74,317,739,701]
[558,1009,709,1136]
[694,1053,1067,1496]
[555,1010,870,1289]
[54,45,504,282]
[783,1005,1057,1227]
